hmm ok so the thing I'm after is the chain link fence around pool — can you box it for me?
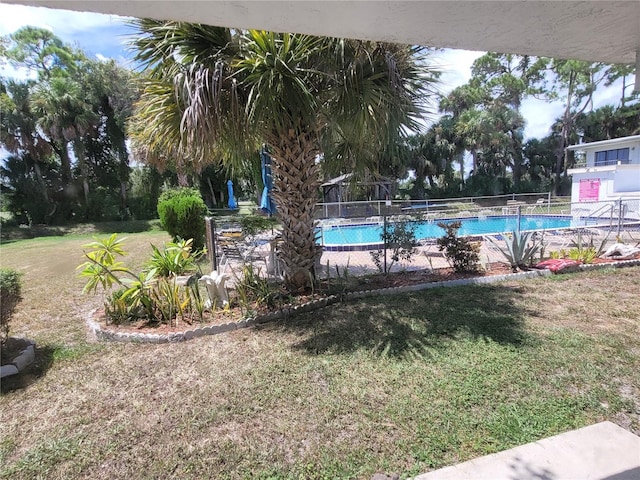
[203,195,640,281]
[315,196,640,279]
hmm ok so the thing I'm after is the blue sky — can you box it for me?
[0,3,631,142]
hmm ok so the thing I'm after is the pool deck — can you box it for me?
[316,231,576,277]
[412,421,640,480]
[220,225,637,280]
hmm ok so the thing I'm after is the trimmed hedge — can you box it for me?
[0,268,22,345]
[157,188,208,250]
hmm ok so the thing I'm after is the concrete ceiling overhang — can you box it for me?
[6,1,640,65]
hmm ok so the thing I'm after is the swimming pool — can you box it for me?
[320,215,583,251]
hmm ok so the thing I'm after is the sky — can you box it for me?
[0,3,632,142]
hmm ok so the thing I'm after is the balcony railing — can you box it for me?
[571,159,632,168]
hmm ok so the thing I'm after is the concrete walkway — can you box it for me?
[413,421,640,480]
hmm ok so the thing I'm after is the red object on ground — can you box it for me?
[535,258,582,273]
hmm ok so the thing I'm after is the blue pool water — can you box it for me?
[320,215,579,249]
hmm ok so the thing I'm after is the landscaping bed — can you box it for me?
[91,256,640,342]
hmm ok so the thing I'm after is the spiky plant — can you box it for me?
[488,231,541,272]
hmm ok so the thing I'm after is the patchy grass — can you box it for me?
[0,231,639,479]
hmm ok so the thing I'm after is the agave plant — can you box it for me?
[488,231,541,272]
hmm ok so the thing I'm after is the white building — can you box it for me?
[567,135,640,219]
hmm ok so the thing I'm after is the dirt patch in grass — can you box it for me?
[351,262,515,290]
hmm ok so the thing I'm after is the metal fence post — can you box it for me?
[516,205,522,235]
[205,216,217,272]
[383,213,388,274]
[617,198,623,238]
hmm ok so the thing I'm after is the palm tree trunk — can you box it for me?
[267,123,321,290]
[456,152,464,183]
[118,151,129,217]
[74,139,90,208]
[51,140,72,190]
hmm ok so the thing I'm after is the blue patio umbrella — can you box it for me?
[259,147,276,215]
[227,180,237,209]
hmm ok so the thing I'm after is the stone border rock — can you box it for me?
[86,259,640,344]
[0,339,36,379]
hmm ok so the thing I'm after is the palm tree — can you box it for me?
[31,75,98,206]
[0,80,52,198]
[129,21,439,289]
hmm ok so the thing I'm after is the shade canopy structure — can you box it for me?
[6,1,640,68]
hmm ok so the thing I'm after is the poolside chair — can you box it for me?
[216,237,267,274]
[526,198,547,214]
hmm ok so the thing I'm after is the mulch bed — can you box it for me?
[94,262,518,336]
[94,254,640,337]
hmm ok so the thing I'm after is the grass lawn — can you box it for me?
[1,231,639,479]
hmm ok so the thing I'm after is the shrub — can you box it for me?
[145,238,203,277]
[436,221,480,273]
[0,268,22,345]
[157,188,208,250]
[233,263,281,315]
[78,234,208,325]
[370,219,418,274]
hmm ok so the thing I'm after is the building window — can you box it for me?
[594,148,629,166]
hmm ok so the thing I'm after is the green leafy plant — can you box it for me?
[436,221,480,273]
[0,268,22,345]
[145,238,203,277]
[78,234,209,325]
[233,263,280,315]
[157,188,208,250]
[120,270,158,320]
[568,246,597,263]
[487,231,541,272]
[370,219,418,274]
[239,215,279,238]
[568,230,610,263]
[188,278,207,323]
[77,234,133,294]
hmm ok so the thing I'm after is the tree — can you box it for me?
[81,59,139,215]
[30,73,98,207]
[129,20,440,289]
[575,103,640,143]
[2,26,140,223]
[0,79,54,212]
[1,26,77,80]
[545,59,612,194]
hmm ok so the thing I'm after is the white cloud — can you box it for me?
[0,4,126,36]
[434,49,484,92]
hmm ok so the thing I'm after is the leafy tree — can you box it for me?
[469,53,547,187]
[129,20,440,289]
[0,79,55,213]
[545,60,615,193]
[522,136,556,190]
[575,103,640,142]
[1,26,139,223]
[1,26,77,80]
